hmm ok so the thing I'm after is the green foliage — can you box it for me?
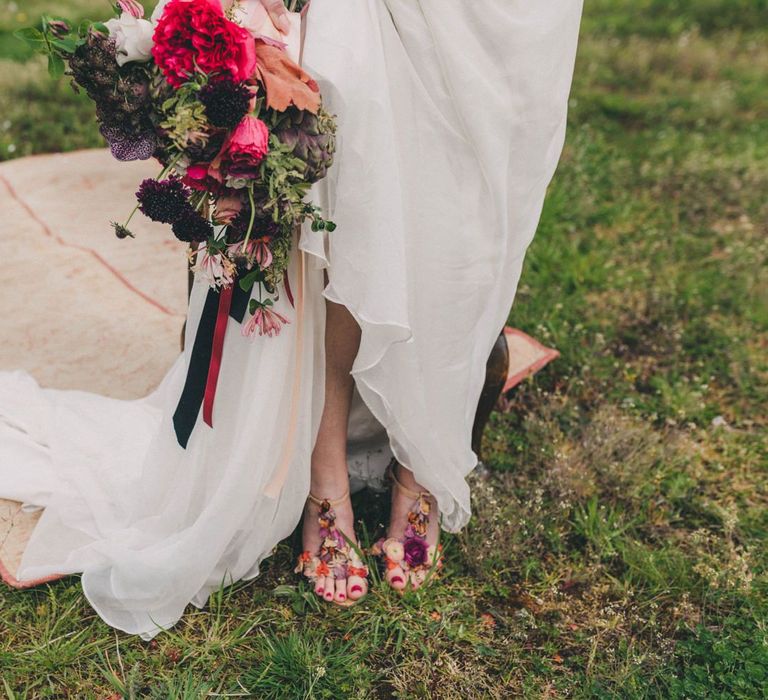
[241,630,372,699]
[666,610,768,699]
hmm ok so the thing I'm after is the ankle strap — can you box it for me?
[388,461,431,501]
[308,487,350,508]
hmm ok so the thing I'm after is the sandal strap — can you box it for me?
[388,461,431,501]
[307,487,350,508]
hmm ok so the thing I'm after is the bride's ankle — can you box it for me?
[390,461,426,492]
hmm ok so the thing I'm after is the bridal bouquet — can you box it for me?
[18,0,332,446]
[17,0,333,339]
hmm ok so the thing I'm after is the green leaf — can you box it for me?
[13,27,46,51]
[91,22,110,35]
[50,38,78,54]
[325,221,337,232]
[239,269,262,292]
[47,53,65,79]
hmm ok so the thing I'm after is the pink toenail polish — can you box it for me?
[339,594,345,599]
[351,585,362,593]
[392,576,403,584]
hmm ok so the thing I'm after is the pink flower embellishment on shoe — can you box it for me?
[403,536,429,568]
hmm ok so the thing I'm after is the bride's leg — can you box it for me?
[303,299,367,602]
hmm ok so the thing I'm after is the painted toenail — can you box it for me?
[351,585,362,593]
[338,594,345,599]
[391,576,403,584]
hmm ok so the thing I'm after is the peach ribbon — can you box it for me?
[263,239,306,499]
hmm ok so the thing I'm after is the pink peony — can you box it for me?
[152,0,257,89]
[214,115,270,182]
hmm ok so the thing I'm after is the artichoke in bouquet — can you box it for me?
[272,106,337,184]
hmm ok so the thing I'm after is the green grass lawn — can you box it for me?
[1,1,767,698]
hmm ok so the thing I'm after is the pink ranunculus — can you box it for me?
[242,305,289,338]
[118,0,145,18]
[152,0,257,89]
[215,115,270,181]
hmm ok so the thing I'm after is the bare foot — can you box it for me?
[379,462,442,591]
[299,486,368,604]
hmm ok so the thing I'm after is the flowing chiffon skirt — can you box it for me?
[0,0,583,638]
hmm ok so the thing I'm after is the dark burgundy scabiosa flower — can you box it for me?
[402,536,429,568]
[171,210,214,243]
[199,81,252,129]
[136,176,192,224]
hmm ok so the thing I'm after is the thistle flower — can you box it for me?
[136,176,193,223]
[199,80,252,129]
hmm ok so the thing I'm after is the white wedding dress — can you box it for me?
[0,0,583,638]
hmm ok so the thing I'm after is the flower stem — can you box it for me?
[241,185,257,252]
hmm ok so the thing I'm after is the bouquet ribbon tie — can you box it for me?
[173,281,250,448]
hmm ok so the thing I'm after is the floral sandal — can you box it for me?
[294,489,369,607]
[372,463,443,592]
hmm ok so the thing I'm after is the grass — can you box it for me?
[1,0,767,697]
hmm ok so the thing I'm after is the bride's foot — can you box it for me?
[373,461,443,592]
[295,489,369,605]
